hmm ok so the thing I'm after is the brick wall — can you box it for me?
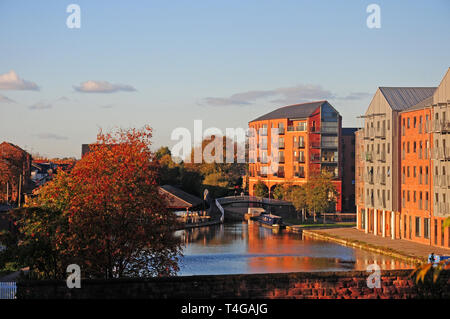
[16,270,449,299]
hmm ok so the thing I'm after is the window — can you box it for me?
[424,218,430,239]
[416,217,421,237]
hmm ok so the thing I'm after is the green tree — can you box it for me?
[254,181,269,198]
[285,185,308,222]
[306,173,338,223]
[272,183,286,200]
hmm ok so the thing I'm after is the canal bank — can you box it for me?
[302,228,450,265]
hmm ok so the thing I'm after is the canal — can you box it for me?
[175,221,413,276]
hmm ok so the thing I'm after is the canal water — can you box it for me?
[175,221,413,276]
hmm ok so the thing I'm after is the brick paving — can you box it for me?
[311,227,450,260]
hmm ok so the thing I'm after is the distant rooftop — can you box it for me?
[342,127,358,136]
[379,87,436,111]
[159,185,203,209]
[249,100,327,123]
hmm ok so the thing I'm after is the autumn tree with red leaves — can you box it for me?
[0,126,183,279]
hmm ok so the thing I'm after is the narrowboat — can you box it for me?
[252,213,284,229]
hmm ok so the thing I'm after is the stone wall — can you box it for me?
[16,270,450,299]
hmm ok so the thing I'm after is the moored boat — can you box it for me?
[252,213,284,229]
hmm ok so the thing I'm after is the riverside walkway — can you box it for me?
[303,227,450,264]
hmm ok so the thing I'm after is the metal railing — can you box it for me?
[0,282,16,299]
[375,128,386,138]
[377,151,386,162]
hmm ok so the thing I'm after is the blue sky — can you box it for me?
[0,0,449,158]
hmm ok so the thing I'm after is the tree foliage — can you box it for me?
[1,126,183,279]
[254,181,269,198]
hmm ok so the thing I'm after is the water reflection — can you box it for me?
[174,222,413,276]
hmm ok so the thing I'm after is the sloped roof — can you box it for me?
[249,100,326,122]
[401,95,433,113]
[379,87,436,111]
[159,185,203,209]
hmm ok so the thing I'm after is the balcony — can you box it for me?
[433,120,450,133]
[377,173,386,185]
[287,123,307,132]
[310,141,321,148]
[434,203,450,215]
[364,128,375,139]
[375,128,386,139]
[432,147,450,160]
[377,151,386,162]
[365,173,374,184]
[434,175,449,188]
[378,196,386,208]
[310,154,321,163]
[259,128,268,136]
[321,141,338,149]
[425,120,430,133]
[320,126,338,134]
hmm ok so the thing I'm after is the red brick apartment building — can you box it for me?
[248,100,350,212]
[356,68,450,248]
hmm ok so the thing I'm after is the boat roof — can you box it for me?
[262,213,282,218]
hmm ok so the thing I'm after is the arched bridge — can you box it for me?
[215,196,294,222]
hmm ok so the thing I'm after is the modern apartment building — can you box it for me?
[248,100,344,212]
[356,68,450,248]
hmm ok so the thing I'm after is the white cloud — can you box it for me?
[73,80,136,93]
[29,101,52,110]
[201,84,335,106]
[336,92,372,101]
[0,94,15,103]
[201,85,371,106]
[0,70,39,90]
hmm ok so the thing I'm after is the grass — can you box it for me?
[283,217,356,228]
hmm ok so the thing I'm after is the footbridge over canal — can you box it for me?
[215,196,295,222]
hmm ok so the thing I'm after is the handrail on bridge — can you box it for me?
[216,195,292,206]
